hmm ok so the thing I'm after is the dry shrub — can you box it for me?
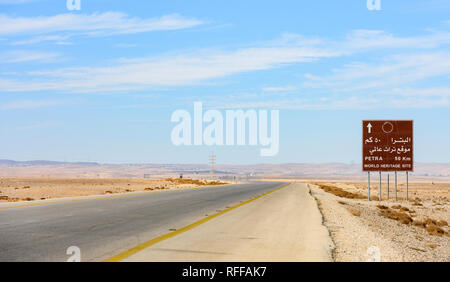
[390,205,415,213]
[316,184,365,199]
[425,218,438,226]
[23,186,30,189]
[399,217,413,225]
[426,243,437,249]
[349,209,361,216]
[412,201,423,206]
[400,207,410,212]
[7,197,19,202]
[437,220,448,227]
[0,195,8,200]
[22,197,34,201]
[412,217,448,237]
[166,178,226,186]
[104,191,113,194]
[377,205,389,210]
[144,188,153,191]
[426,224,445,236]
[338,201,347,205]
[208,181,225,185]
[152,186,167,190]
[124,189,134,193]
[377,206,413,225]
[413,221,426,228]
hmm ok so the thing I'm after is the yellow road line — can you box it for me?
[104,182,291,262]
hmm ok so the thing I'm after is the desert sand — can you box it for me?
[308,180,449,261]
[0,177,227,203]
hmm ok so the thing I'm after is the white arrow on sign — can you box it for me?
[367,123,372,134]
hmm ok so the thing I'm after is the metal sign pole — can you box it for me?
[379,171,382,201]
[387,173,389,200]
[406,171,409,201]
[368,172,370,201]
[395,171,397,201]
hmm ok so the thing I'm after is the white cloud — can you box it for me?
[303,52,450,92]
[0,44,340,92]
[0,0,36,4]
[0,99,69,110]
[341,29,450,50]
[114,43,138,48]
[0,12,204,37]
[2,26,450,110]
[11,35,71,45]
[386,87,450,97]
[262,86,297,92]
[0,50,60,63]
[209,93,450,110]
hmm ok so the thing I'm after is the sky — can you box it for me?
[0,0,449,164]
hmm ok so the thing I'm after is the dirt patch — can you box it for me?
[0,177,229,203]
[348,209,361,216]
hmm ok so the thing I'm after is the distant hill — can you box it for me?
[0,159,448,180]
[0,159,99,166]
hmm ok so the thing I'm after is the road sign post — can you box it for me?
[387,173,390,200]
[395,172,397,201]
[395,171,397,201]
[362,120,413,201]
[368,172,371,201]
[379,171,382,201]
[406,171,409,201]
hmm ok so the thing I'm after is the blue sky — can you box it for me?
[0,0,449,164]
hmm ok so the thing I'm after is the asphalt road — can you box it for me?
[124,183,333,262]
[0,181,284,262]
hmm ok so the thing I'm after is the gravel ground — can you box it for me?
[0,177,228,202]
[309,183,450,262]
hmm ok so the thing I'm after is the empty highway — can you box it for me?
[0,181,286,262]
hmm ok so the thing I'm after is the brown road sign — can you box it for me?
[362,120,413,172]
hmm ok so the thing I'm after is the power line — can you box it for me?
[209,152,216,176]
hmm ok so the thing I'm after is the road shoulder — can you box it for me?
[122,183,334,262]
